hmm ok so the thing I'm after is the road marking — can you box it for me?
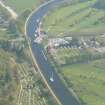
[42,51,47,61]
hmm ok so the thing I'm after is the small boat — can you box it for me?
[50,72,54,82]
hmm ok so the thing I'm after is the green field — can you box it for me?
[42,0,105,36]
[5,0,43,13]
[62,60,105,105]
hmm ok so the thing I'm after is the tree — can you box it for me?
[7,20,18,36]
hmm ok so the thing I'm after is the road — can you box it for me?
[26,0,80,105]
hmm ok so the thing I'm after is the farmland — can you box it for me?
[42,0,105,105]
[62,61,105,105]
[0,48,57,105]
[50,46,105,65]
[0,49,18,105]
[42,0,105,37]
[47,45,105,105]
[3,0,47,33]
[0,0,58,105]
[1,0,105,105]
[11,56,57,105]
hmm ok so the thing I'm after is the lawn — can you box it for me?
[61,60,105,105]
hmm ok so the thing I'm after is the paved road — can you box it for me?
[26,0,80,105]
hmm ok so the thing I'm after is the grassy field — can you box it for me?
[4,0,43,14]
[42,0,105,36]
[61,60,105,105]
